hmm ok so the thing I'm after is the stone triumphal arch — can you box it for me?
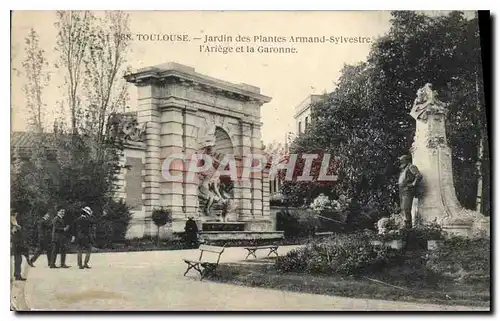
[122,62,279,239]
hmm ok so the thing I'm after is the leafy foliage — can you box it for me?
[11,131,129,248]
[374,221,446,247]
[427,236,490,283]
[12,11,134,248]
[55,11,131,140]
[100,198,133,244]
[152,207,172,227]
[275,208,319,239]
[21,28,50,132]
[276,232,402,276]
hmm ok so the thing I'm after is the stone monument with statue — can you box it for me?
[116,62,282,241]
[409,83,490,238]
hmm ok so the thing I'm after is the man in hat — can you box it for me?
[75,206,95,269]
[29,213,53,267]
[50,208,71,268]
[398,155,423,228]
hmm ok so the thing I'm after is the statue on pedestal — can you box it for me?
[410,83,447,122]
[407,83,489,238]
[398,154,422,229]
[195,120,234,219]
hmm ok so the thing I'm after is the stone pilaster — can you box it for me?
[237,121,254,220]
[159,107,184,219]
[251,123,263,216]
[136,84,161,236]
[182,108,201,219]
[262,168,271,218]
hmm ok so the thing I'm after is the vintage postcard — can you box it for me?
[10,10,490,311]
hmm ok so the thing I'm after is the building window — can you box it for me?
[305,116,309,130]
[298,121,302,134]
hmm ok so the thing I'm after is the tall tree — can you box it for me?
[83,11,131,142]
[285,11,489,229]
[54,11,93,135]
[471,12,487,214]
[21,28,50,133]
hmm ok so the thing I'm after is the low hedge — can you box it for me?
[276,232,402,276]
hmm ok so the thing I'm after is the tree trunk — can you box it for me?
[476,135,484,213]
[157,226,160,247]
[475,70,484,214]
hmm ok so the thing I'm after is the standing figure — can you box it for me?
[184,217,199,249]
[11,212,30,281]
[29,213,53,267]
[50,209,71,268]
[75,207,95,269]
[398,155,423,228]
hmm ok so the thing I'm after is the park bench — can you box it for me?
[314,232,334,238]
[244,245,279,259]
[183,244,226,280]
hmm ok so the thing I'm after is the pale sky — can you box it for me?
[11,11,394,144]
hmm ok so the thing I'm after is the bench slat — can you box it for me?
[184,260,217,265]
[245,245,278,250]
[199,245,225,253]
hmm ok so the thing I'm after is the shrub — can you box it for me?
[416,221,445,240]
[374,221,446,248]
[152,207,172,227]
[95,219,115,248]
[275,248,308,273]
[276,232,402,276]
[276,208,319,239]
[95,199,133,247]
[161,230,181,243]
[427,236,490,283]
[270,198,286,207]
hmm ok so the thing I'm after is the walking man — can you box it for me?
[50,208,71,268]
[75,206,95,269]
[29,213,53,267]
[11,212,30,281]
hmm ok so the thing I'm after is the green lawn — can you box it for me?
[207,259,490,308]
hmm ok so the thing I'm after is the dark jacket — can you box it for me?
[184,219,199,234]
[74,215,95,240]
[52,215,68,241]
[36,218,52,244]
[11,227,29,253]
